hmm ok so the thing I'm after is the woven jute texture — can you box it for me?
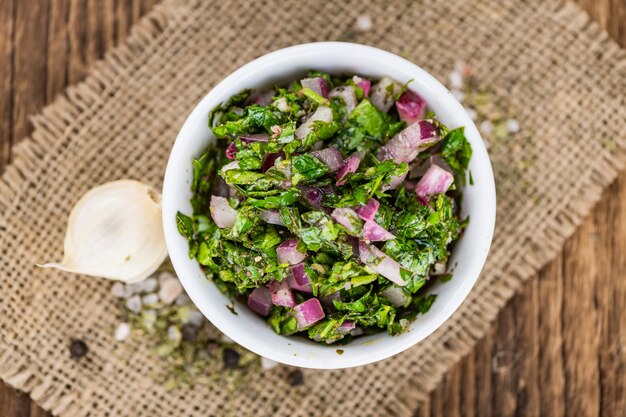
[1,0,625,415]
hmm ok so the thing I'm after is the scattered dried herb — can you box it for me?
[112,265,262,390]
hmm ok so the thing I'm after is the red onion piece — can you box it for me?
[298,185,323,210]
[370,76,402,113]
[293,298,325,330]
[377,120,440,164]
[276,239,306,265]
[414,164,454,201]
[329,86,357,118]
[259,209,284,226]
[430,154,453,174]
[331,207,363,236]
[301,77,329,98]
[221,160,240,173]
[295,105,333,139]
[381,286,408,307]
[311,147,344,173]
[240,133,269,143]
[410,154,453,179]
[247,90,275,106]
[358,241,406,286]
[226,141,237,160]
[261,151,285,173]
[362,220,396,242]
[269,279,296,308]
[337,320,356,334]
[336,152,363,186]
[352,75,371,96]
[381,171,408,192]
[247,286,272,316]
[355,198,379,221]
[319,291,340,307]
[350,327,364,336]
[396,90,427,124]
[287,263,313,293]
[209,196,237,229]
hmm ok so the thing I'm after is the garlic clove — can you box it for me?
[38,180,168,283]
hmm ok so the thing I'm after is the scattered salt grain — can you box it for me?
[158,271,176,285]
[126,282,142,295]
[111,282,130,298]
[140,277,158,293]
[451,89,464,102]
[167,325,182,342]
[261,356,278,370]
[114,323,130,341]
[455,61,472,77]
[465,107,477,121]
[187,310,205,327]
[355,14,372,32]
[479,120,493,135]
[448,70,463,90]
[125,295,142,313]
[142,293,159,305]
[175,294,192,306]
[127,278,156,295]
[159,278,183,305]
[507,118,520,133]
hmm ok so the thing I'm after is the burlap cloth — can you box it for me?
[1,0,625,415]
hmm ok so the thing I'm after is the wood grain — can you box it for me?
[0,1,625,416]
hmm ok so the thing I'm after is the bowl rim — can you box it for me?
[162,41,496,369]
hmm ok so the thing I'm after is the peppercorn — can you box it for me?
[69,339,88,359]
[222,348,240,369]
[287,369,304,386]
[181,324,198,342]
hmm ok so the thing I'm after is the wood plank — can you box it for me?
[0,384,31,417]
[561,206,601,417]
[46,0,70,102]
[511,275,540,417]
[11,0,49,144]
[67,0,88,84]
[575,0,626,47]
[537,256,566,417]
[471,332,494,417]
[593,177,626,417]
[490,302,518,417]
[0,0,15,171]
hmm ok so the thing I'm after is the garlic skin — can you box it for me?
[39,180,168,283]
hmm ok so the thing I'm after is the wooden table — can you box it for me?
[1,1,624,416]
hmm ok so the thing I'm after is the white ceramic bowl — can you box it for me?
[162,42,496,369]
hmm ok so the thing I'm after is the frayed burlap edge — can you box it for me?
[0,0,625,415]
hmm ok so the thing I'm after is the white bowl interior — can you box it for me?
[162,42,496,369]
